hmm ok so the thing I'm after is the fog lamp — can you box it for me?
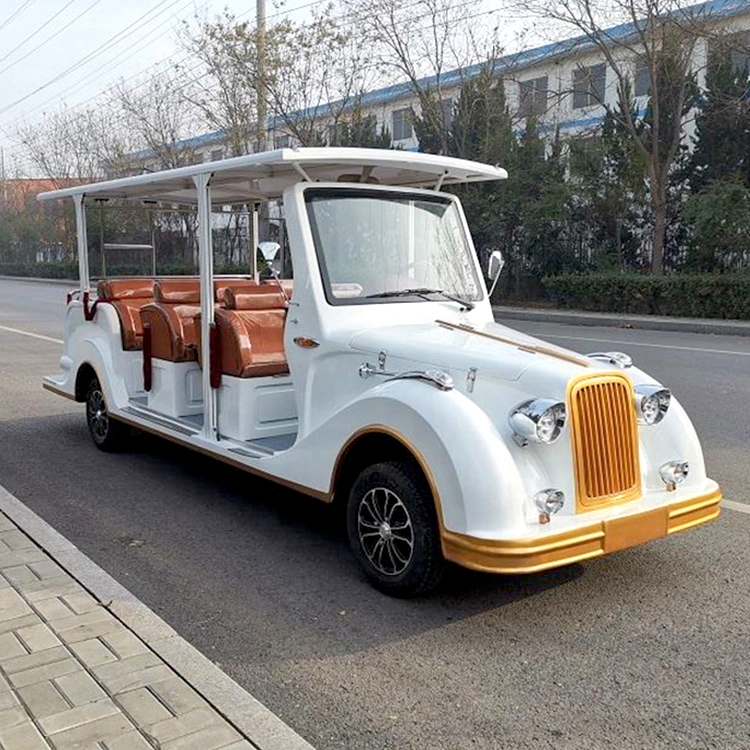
[509,399,566,446]
[634,384,671,425]
[659,460,689,491]
[534,489,565,524]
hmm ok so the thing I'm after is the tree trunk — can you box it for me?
[651,174,667,275]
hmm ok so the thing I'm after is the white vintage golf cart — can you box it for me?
[40,148,721,596]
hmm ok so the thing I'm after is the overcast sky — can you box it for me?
[0,0,542,173]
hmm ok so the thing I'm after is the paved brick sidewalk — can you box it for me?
[0,510,253,750]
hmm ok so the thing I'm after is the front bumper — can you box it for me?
[441,487,722,574]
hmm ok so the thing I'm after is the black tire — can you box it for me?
[85,377,129,452]
[346,461,444,597]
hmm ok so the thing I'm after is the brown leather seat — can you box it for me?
[195,286,289,378]
[140,279,201,362]
[96,279,154,350]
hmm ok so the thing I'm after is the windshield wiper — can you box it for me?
[365,288,475,310]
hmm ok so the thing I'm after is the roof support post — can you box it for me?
[73,194,90,292]
[194,172,218,442]
[252,202,260,283]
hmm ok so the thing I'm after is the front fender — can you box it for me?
[285,379,528,537]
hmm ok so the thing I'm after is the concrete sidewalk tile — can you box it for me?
[0,613,41,635]
[0,547,49,569]
[0,672,11,691]
[0,515,14,532]
[101,629,150,659]
[0,719,52,750]
[0,631,28,660]
[0,572,10,588]
[61,591,100,615]
[3,565,39,585]
[16,622,62,652]
[55,670,107,706]
[22,578,83,603]
[150,677,205,715]
[33,596,76,622]
[0,530,36,551]
[57,619,125,645]
[17,681,70,718]
[92,652,161,682]
[28,559,65,580]
[0,688,19,711]
[38,697,120,735]
[100,664,174,695]
[9,657,81,689]
[69,638,119,668]
[44,712,135,749]
[219,742,257,750]
[1,645,69,674]
[0,704,28,729]
[102,730,155,750]
[117,686,173,726]
[148,706,225,743]
[161,724,242,750]
[49,608,112,634]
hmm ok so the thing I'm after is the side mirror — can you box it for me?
[488,250,505,281]
[258,241,281,262]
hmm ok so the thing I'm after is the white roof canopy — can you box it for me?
[37,147,508,206]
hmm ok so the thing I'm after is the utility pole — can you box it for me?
[256,0,267,153]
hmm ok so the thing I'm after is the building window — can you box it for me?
[519,75,549,118]
[440,97,453,127]
[572,64,606,109]
[274,134,290,149]
[634,60,650,97]
[210,148,223,161]
[392,108,413,141]
[327,123,344,146]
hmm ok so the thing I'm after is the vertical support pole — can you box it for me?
[73,194,90,292]
[98,201,106,278]
[149,210,156,276]
[256,0,267,153]
[193,173,218,442]
[252,202,260,283]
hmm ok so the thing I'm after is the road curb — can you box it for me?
[0,482,316,750]
[493,306,750,337]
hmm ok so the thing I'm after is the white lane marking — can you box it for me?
[0,324,63,344]
[538,333,750,357]
[722,499,750,514]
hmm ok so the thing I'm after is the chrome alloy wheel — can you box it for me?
[357,487,414,576]
[87,387,109,441]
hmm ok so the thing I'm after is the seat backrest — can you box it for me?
[97,278,153,300]
[224,287,288,311]
[154,279,201,304]
[214,277,258,303]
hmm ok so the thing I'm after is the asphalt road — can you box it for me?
[1,278,748,750]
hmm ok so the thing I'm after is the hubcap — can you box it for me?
[88,388,109,440]
[357,487,414,576]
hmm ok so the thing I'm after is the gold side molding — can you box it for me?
[442,488,722,575]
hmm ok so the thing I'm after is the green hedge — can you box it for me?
[0,261,256,280]
[541,273,750,320]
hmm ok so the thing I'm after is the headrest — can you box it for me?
[224,287,288,310]
[214,277,258,302]
[154,279,201,304]
[97,279,153,300]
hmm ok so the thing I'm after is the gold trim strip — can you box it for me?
[42,381,76,401]
[435,319,592,367]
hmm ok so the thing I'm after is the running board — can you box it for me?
[121,405,199,437]
[227,445,273,460]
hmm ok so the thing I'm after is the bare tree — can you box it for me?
[517,0,746,273]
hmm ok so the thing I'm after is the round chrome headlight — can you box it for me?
[509,398,566,446]
[634,384,671,425]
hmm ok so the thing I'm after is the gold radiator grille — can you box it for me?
[568,373,641,511]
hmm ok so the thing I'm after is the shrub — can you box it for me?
[541,272,750,319]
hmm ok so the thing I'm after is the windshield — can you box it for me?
[305,188,483,305]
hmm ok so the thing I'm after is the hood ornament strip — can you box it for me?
[436,320,591,368]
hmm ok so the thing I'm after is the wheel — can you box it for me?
[85,377,128,452]
[346,461,444,597]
